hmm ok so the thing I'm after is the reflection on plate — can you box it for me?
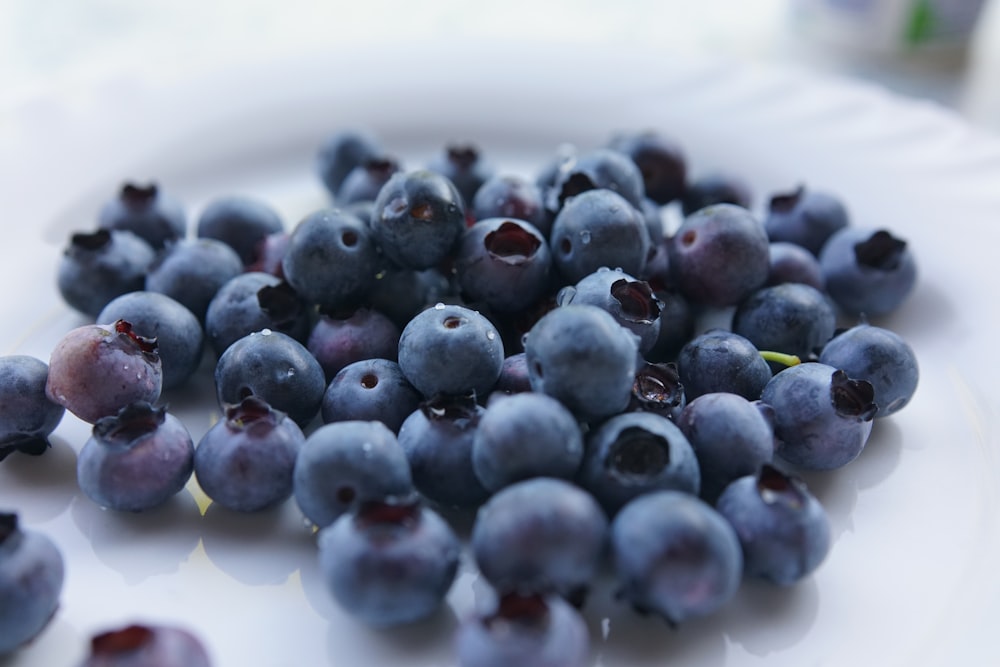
[2,45,1000,667]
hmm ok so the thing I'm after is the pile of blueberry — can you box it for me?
[0,128,920,665]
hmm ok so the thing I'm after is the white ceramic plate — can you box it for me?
[2,44,999,666]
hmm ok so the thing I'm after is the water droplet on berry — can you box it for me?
[434,302,446,310]
[486,330,496,341]
[286,368,296,377]
[556,286,576,306]
[580,230,592,245]
[260,328,273,336]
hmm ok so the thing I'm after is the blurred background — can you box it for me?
[2,0,998,133]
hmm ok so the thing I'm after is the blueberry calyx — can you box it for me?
[68,229,113,253]
[90,624,155,656]
[354,496,422,530]
[120,183,158,209]
[768,185,804,213]
[224,395,283,432]
[484,221,541,264]
[484,592,551,633]
[854,230,907,271]
[0,512,18,544]
[556,172,597,208]
[410,202,435,221]
[607,426,670,477]
[632,362,683,411]
[113,319,158,357]
[362,158,399,181]
[419,392,479,422]
[829,370,878,421]
[611,278,661,324]
[93,401,166,444]
[756,464,807,509]
[446,145,479,169]
[257,282,304,328]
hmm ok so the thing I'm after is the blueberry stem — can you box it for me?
[759,351,801,368]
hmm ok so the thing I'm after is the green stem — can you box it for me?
[760,351,801,368]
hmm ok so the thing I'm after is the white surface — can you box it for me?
[2,43,1000,666]
[2,0,1000,130]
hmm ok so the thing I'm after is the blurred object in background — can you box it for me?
[791,0,988,62]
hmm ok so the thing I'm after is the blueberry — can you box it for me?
[471,477,608,602]
[681,172,752,217]
[194,396,305,513]
[57,229,156,318]
[676,392,775,503]
[317,497,460,627]
[493,352,532,395]
[549,189,650,284]
[336,156,401,205]
[370,169,467,270]
[145,238,243,322]
[316,129,384,196]
[577,410,700,515]
[732,282,837,362]
[46,320,162,424]
[397,393,490,509]
[547,147,646,213]
[397,303,504,400]
[204,273,311,358]
[0,513,64,655]
[639,236,671,289]
[611,490,742,624]
[454,592,590,667]
[293,419,413,528]
[245,231,290,278]
[77,402,194,512]
[524,304,638,423]
[97,182,186,250]
[676,329,772,401]
[307,308,400,382]
[643,289,695,364]
[668,203,770,307]
[98,291,204,390]
[766,241,825,290]
[764,185,849,256]
[471,175,549,236]
[819,323,919,417]
[608,131,686,205]
[819,227,917,317]
[471,392,584,492]
[214,329,326,428]
[760,362,877,470]
[367,267,454,331]
[716,464,831,585]
[320,358,423,432]
[79,623,212,667]
[0,356,65,461]
[454,218,552,314]
[557,267,662,356]
[427,143,496,207]
[195,195,284,266]
[281,208,380,312]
